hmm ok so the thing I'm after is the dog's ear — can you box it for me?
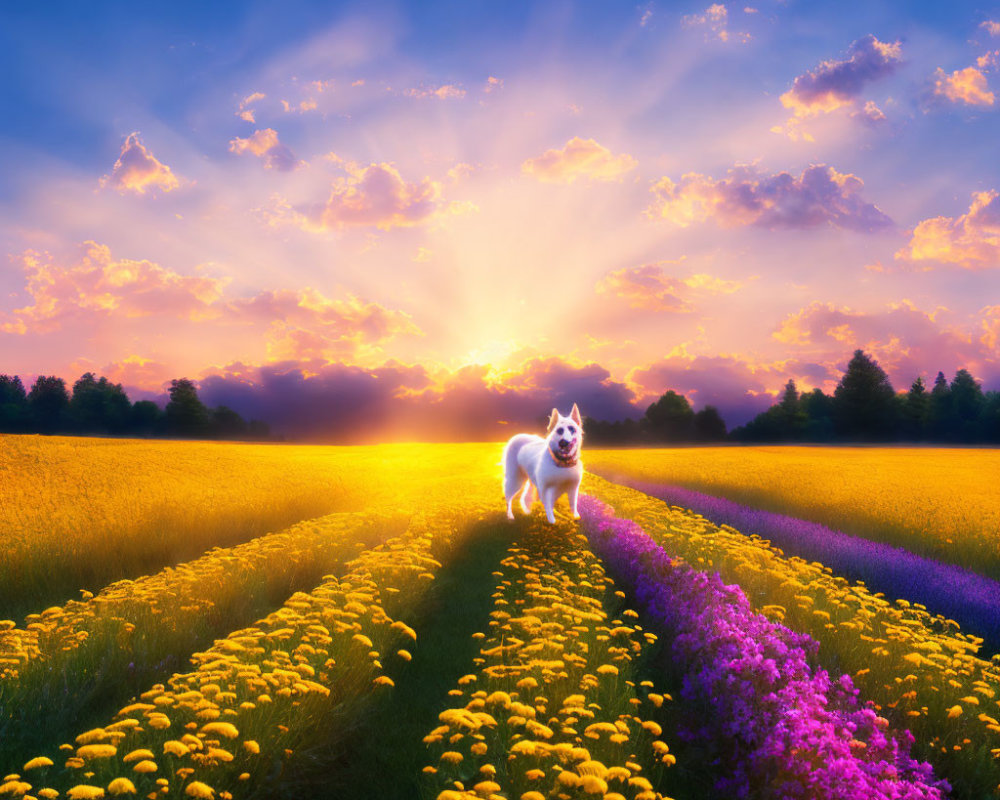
[547,408,560,433]
[570,403,582,426]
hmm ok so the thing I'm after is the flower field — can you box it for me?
[2,436,999,798]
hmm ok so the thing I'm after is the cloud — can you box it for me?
[521,137,638,184]
[647,163,893,231]
[780,35,901,118]
[223,289,423,363]
[930,66,995,106]
[281,98,318,113]
[978,50,1000,71]
[267,161,464,232]
[771,301,1000,387]
[404,84,466,99]
[228,128,300,171]
[1,242,225,334]
[100,355,175,393]
[236,92,266,123]
[981,20,1000,37]
[196,355,641,440]
[774,35,901,139]
[99,132,182,195]
[595,263,746,313]
[682,4,750,43]
[895,190,1000,269]
[627,352,830,427]
[483,76,503,93]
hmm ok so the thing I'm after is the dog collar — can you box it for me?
[549,447,579,468]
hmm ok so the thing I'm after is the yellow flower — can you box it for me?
[76,745,117,760]
[107,777,137,795]
[67,787,105,800]
[596,664,618,676]
[243,740,260,755]
[947,705,964,719]
[23,757,53,771]
[184,782,215,799]
[397,649,412,661]
[439,752,463,765]
[521,793,546,800]
[162,741,188,757]
[579,775,608,795]
[373,676,395,687]
[122,750,155,764]
[199,722,238,739]
[132,761,158,774]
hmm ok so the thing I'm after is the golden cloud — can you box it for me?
[99,132,181,195]
[521,137,638,184]
[228,128,300,170]
[895,190,1000,270]
[931,66,995,106]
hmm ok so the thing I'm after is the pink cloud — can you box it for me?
[99,132,181,195]
[521,137,638,184]
[0,242,225,335]
[895,190,1000,270]
[647,163,893,231]
[228,128,300,170]
[405,84,466,99]
[772,301,999,387]
[236,91,266,123]
[930,66,995,106]
[595,264,747,313]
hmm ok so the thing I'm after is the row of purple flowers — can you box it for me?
[589,469,1000,652]
[579,494,949,799]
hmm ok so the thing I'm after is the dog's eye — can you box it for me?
[556,427,564,435]
[568,426,576,434]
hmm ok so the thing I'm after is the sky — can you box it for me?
[1,0,999,438]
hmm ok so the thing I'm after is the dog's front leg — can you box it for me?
[542,486,557,524]
[568,484,580,519]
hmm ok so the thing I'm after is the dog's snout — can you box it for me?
[559,439,569,448]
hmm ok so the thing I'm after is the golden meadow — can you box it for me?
[2,435,999,798]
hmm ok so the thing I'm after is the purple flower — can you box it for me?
[579,495,949,800]
[591,470,1000,651]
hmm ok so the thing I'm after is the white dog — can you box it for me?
[502,404,584,524]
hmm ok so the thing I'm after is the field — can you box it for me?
[1,437,999,799]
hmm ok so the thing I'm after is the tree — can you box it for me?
[0,375,29,432]
[643,390,695,442]
[130,400,163,435]
[27,376,70,433]
[164,378,210,438]
[210,405,249,439]
[694,405,727,441]
[832,350,898,440]
[70,373,133,434]
[776,379,807,440]
[800,388,835,441]
[901,376,930,440]
[950,369,985,441]
[928,371,951,441]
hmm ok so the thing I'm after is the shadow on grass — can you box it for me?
[266,515,518,800]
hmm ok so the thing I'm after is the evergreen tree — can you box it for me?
[0,375,29,432]
[164,378,210,438]
[928,371,951,441]
[950,369,985,441]
[643,390,695,442]
[694,405,727,441]
[27,376,70,433]
[980,391,1000,443]
[901,376,930,440]
[832,350,898,440]
[70,373,133,434]
[777,379,807,440]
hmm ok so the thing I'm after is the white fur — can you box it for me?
[502,404,583,524]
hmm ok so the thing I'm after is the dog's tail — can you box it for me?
[501,434,536,501]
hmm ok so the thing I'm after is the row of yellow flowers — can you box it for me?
[587,475,1000,799]
[0,498,493,800]
[422,519,676,800]
[0,507,404,759]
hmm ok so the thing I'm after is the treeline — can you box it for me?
[584,349,1000,445]
[0,373,271,440]
[732,350,1000,443]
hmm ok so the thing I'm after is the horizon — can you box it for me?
[2,1,999,434]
